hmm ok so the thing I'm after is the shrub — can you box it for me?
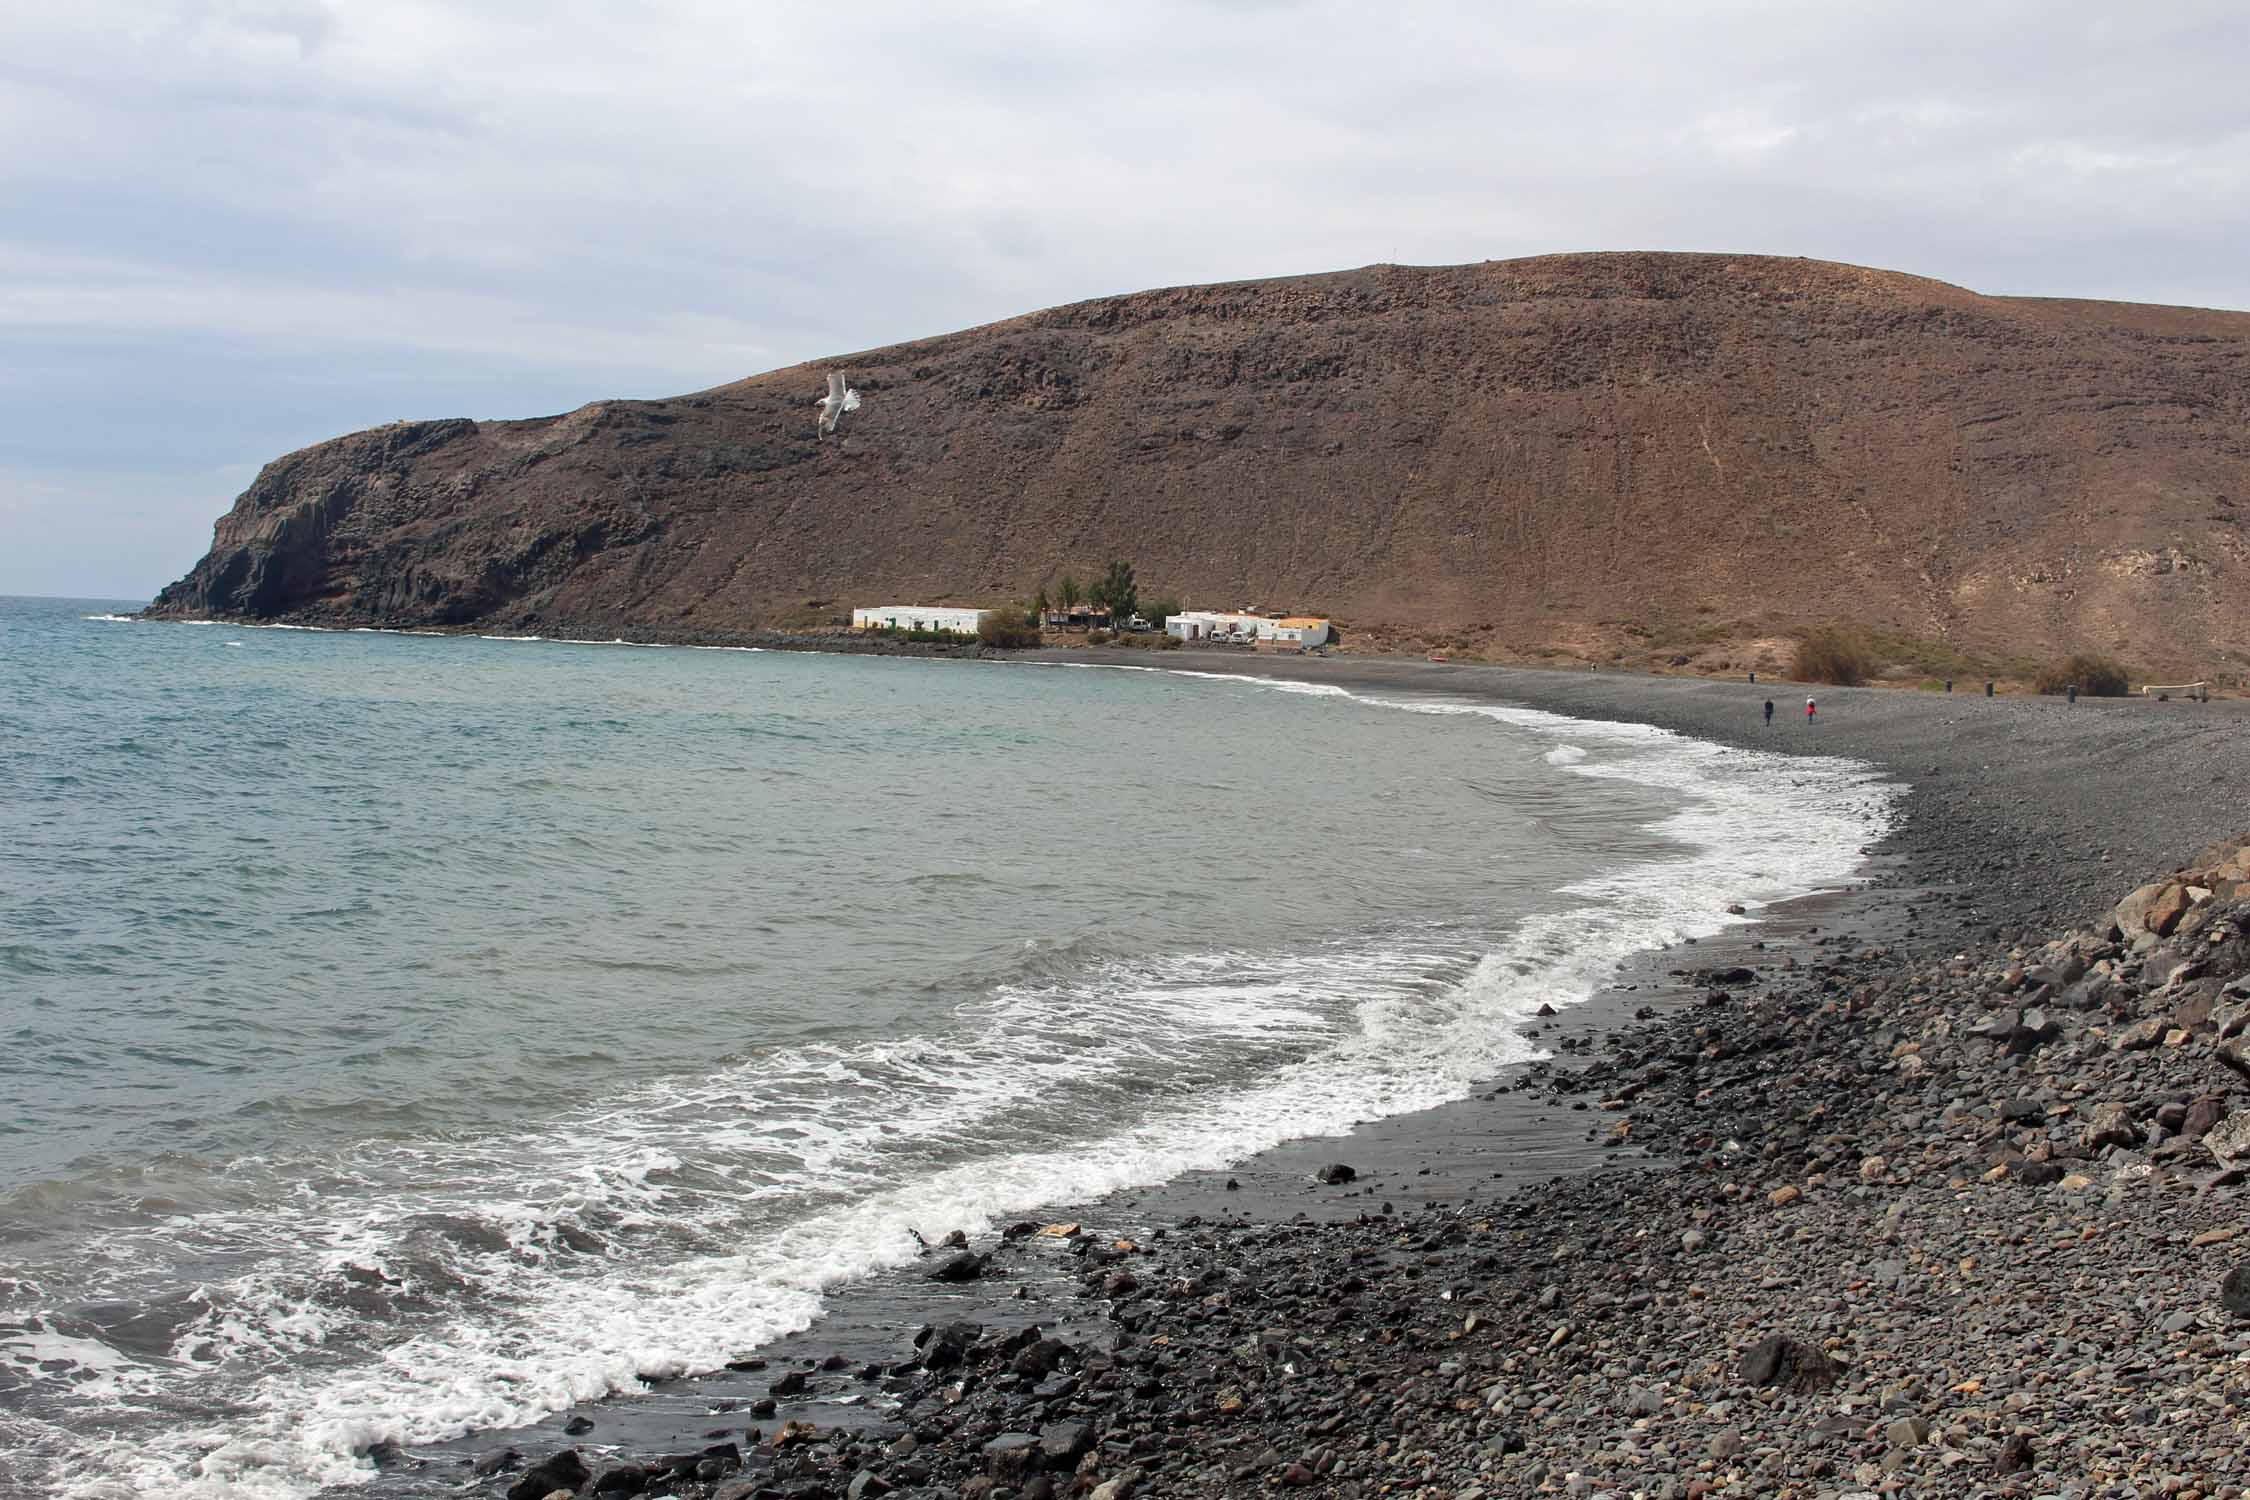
[1791,626,1875,686]
[2034,654,2129,696]
[1086,628,1111,645]
[977,611,1042,650]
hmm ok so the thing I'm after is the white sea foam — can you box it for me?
[27,667,1894,1500]
[1,1329,142,1385]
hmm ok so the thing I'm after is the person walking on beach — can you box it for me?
[1805,696,1817,721]
[1763,699,1774,728]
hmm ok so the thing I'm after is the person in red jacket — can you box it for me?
[1806,696,1817,721]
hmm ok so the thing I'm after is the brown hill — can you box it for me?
[149,252,2250,679]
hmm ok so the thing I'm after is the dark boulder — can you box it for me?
[2220,1264,2250,1319]
[1738,1334,1840,1392]
[1011,1337,1075,1379]
[2005,1008,2061,1055]
[916,1320,982,1370]
[983,1432,1040,1482]
[506,1450,590,1500]
[929,1251,986,1283]
[1314,1163,1357,1185]
[1039,1421,1095,1466]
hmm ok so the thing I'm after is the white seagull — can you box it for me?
[815,370,861,436]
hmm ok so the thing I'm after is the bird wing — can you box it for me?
[828,371,846,405]
[841,386,861,413]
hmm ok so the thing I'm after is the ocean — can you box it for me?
[0,594,1891,1497]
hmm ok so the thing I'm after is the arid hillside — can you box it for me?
[149,252,2250,678]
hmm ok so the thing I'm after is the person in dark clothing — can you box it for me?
[1763,699,1774,727]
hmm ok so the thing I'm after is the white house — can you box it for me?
[1165,610,1330,647]
[852,605,993,635]
[1165,610,1262,642]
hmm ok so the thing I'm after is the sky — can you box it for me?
[5,1,2248,599]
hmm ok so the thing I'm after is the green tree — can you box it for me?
[1092,561,1138,624]
[1058,574,1081,610]
[1145,597,1180,629]
[1033,586,1050,619]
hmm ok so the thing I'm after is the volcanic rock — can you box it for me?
[506,1450,590,1500]
[1737,1334,1840,1393]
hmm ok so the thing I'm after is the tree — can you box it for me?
[1145,597,1180,629]
[1091,561,1138,623]
[1058,574,1081,610]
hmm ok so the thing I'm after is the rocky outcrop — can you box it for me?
[149,252,2250,674]
[2113,841,2250,945]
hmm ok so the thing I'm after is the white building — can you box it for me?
[1165,610,1262,642]
[1165,611,1330,647]
[1268,616,1332,647]
[852,605,993,635]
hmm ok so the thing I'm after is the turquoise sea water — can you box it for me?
[0,595,1888,1497]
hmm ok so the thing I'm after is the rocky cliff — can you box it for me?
[150,252,2250,676]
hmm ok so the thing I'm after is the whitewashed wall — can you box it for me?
[851,606,992,634]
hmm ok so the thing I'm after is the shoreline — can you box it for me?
[353,644,2250,1499]
[103,614,2250,1498]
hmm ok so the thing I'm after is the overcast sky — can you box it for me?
[6,0,2248,598]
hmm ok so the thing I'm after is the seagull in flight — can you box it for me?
[816,370,861,436]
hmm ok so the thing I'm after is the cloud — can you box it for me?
[3,0,2248,594]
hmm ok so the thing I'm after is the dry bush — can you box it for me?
[2034,654,2129,696]
[1791,626,1876,686]
[976,611,1042,650]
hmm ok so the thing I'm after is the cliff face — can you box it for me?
[150,252,2250,674]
